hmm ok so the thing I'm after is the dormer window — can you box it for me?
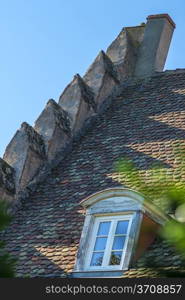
[73,188,169,278]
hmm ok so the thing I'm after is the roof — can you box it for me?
[2,70,185,277]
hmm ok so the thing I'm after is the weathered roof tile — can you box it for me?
[3,71,185,277]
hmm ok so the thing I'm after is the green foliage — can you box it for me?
[0,201,12,231]
[0,200,16,277]
[115,152,185,270]
[115,156,185,211]
[161,220,185,259]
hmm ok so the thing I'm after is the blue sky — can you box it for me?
[0,0,185,157]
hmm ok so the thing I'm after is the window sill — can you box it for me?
[71,270,126,278]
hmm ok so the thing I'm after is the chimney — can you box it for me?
[134,14,176,77]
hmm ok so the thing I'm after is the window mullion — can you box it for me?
[101,221,113,267]
[102,220,116,267]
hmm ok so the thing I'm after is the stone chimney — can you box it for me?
[134,14,176,77]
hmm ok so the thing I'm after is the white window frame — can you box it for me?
[85,214,133,271]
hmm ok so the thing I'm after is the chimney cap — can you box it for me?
[147,14,176,28]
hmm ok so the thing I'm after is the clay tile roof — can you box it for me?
[3,70,185,277]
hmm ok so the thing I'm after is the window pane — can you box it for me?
[94,237,107,251]
[97,221,111,236]
[109,251,122,265]
[115,221,129,234]
[112,236,126,250]
[90,252,104,266]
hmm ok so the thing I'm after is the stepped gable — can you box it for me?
[34,99,71,161]
[0,158,15,203]
[1,14,175,197]
[3,70,185,277]
[106,25,145,80]
[83,50,119,109]
[59,74,96,136]
[3,122,46,190]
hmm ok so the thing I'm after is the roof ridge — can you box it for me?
[1,13,178,214]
